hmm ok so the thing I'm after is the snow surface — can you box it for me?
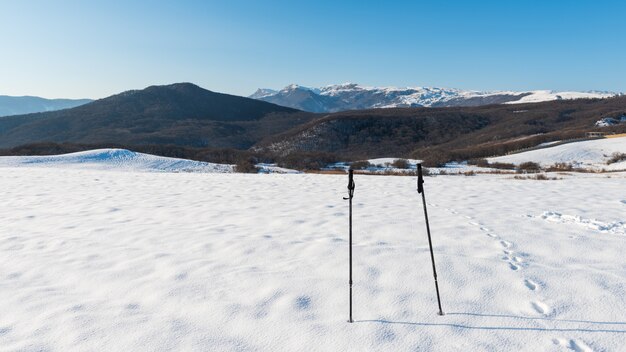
[488,137,626,171]
[505,91,616,104]
[256,163,300,174]
[0,149,234,173]
[1,167,625,351]
[366,157,421,167]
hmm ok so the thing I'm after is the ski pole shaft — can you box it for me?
[344,169,355,323]
[417,164,444,316]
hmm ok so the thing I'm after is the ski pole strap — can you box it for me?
[348,169,355,198]
[417,164,424,194]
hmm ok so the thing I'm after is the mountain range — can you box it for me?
[250,83,619,113]
[1,82,625,167]
[0,95,92,117]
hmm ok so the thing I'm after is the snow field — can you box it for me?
[0,149,233,173]
[488,136,626,171]
[0,168,625,351]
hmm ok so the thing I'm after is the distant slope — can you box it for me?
[256,95,626,164]
[0,83,315,149]
[488,136,626,170]
[0,95,92,117]
[0,148,233,173]
[250,83,618,112]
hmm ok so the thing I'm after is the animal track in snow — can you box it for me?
[468,221,480,226]
[500,240,512,249]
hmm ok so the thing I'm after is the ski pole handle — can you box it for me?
[344,169,355,199]
[417,164,424,194]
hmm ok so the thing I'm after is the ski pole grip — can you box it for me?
[347,169,355,197]
[417,164,424,194]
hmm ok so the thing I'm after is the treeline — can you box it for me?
[415,130,586,166]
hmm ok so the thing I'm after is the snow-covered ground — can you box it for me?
[504,91,616,105]
[1,164,625,351]
[489,137,626,171]
[0,149,233,173]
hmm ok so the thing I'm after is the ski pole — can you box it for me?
[417,164,444,316]
[343,169,355,323]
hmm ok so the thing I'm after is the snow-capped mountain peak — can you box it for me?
[249,88,278,99]
[250,83,619,113]
[280,84,320,95]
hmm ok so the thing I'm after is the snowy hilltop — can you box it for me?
[250,83,619,113]
[0,149,234,173]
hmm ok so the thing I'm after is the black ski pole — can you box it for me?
[417,164,444,316]
[343,169,355,323]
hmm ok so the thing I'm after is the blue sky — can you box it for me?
[1,0,624,99]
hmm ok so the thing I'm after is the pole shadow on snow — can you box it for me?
[447,312,626,325]
[355,314,626,334]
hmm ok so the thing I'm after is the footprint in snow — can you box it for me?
[524,279,538,291]
[486,233,498,238]
[295,296,311,310]
[531,301,550,315]
[552,338,594,352]
[126,303,140,311]
[500,240,512,249]
[508,262,520,271]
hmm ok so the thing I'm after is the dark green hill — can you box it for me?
[0,83,314,149]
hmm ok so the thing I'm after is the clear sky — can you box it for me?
[1,0,624,99]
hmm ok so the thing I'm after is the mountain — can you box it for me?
[249,88,278,99]
[250,83,619,112]
[0,95,92,117]
[0,83,314,149]
[255,95,626,165]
